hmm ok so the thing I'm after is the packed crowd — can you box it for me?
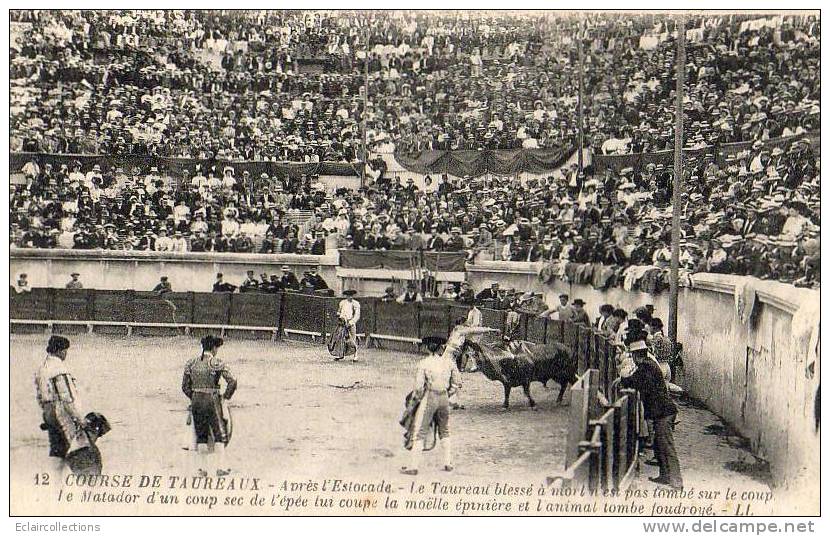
[10,11,818,159]
[10,10,579,159]
[590,15,820,154]
[11,126,820,287]
[8,11,821,287]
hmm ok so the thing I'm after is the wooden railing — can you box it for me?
[550,368,641,493]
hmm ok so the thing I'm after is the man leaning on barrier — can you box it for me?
[620,332,683,490]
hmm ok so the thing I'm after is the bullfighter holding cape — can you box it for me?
[182,335,237,477]
[400,336,462,475]
[35,335,111,475]
[329,289,360,361]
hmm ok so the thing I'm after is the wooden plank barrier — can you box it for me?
[52,289,92,321]
[546,319,564,345]
[370,300,421,346]
[229,292,281,328]
[479,307,506,333]
[550,332,640,493]
[193,292,232,326]
[525,315,547,344]
[10,287,53,320]
[282,292,325,341]
[418,301,451,339]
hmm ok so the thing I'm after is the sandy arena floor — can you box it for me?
[11,333,570,514]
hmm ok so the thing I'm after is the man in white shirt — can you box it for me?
[173,200,190,226]
[191,168,208,189]
[221,215,240,237]
[336,290,361,362]
[171,232,189,252]
[401,336,462,475]
[154,228,173,251]
[222,167,237,190]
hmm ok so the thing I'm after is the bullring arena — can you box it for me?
[9,9,821,519]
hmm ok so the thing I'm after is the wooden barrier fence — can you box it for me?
[551,368,640,493]
[10,289,618,365]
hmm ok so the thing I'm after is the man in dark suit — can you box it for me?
[621,337,683,489]
[444,227,466,252]
[426,225,444,251]
[281,231,299,253]
[310,231,326,255]
[301,266,328,291]
[571,299,591,326]
[279,265,300,291]
[239,270,260,293]
[213,273,237,293]
[475,282,501,302]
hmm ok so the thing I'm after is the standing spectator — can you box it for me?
[571,299,590,326]
[620,335,683,490]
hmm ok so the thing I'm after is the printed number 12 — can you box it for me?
[35,473,50,486]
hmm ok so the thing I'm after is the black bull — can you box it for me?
[460,338,578,408]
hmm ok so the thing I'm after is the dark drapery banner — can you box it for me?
[9,153,362,179]
[591,131,818,174]
[392,146,574,177]
[338,249,467,272]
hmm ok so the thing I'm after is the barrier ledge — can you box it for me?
[336,267,466,282]
[9,247,338,266]
[690,273,818,316]
[465,260,541,275]
[469,261,818,315]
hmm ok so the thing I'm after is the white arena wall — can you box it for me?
[10,249,340,293]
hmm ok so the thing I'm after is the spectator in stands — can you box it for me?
[240,270,260,293]
[570,299,590,326]
[475,282,501,302]
[7,11,820,288]
[381,286,398,302]
[539,294,574,321]
[15,273,31,293]
[300,266,329,291]
[647,317,674,377]
[65,272,83,289]
[439,284,458,300]
[605,308,627,342]
[455,282,476,305]
[595,304,615,331]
